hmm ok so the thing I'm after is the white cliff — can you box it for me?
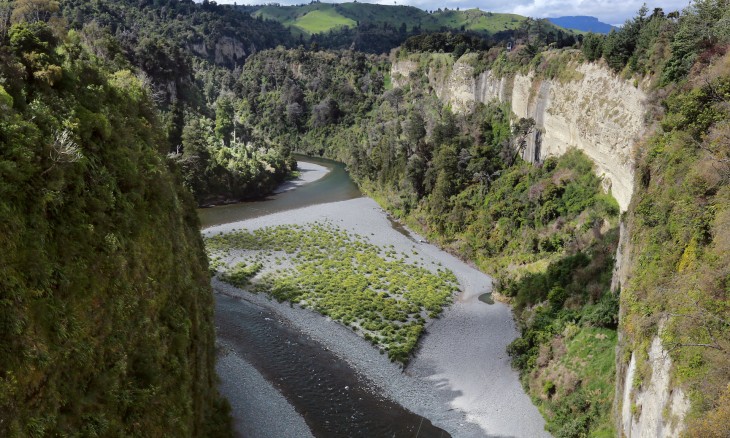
[621,337,690,438]
[391,53,691,436]
[391,56,646,211]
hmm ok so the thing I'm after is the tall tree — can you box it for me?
[10,0,59,24]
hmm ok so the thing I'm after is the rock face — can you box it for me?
[390,60,418,88]
[391,57,647,212]
[392,54,693,436]
[621,337,690,438]
[189,37,247,67]
[511,63,645,212]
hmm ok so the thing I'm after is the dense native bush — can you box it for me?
[0,18,229,437]
[622,72,730,433]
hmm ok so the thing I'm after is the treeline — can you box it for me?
[46,0,296,204]
[402,32,489,55]
[0,9,229,437]
[580,1,730,81]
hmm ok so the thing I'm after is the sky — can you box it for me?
[211,0,693,26]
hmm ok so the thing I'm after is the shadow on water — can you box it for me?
[478,293,494,305]
[216,293,450,438]
[198,155,362,228]
[386,215,418,243]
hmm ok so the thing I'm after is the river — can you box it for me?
[202,157,550,437]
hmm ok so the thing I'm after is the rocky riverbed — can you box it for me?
[208,186,549,437]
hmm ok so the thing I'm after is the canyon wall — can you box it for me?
[392,54,692,436]
[391,56,646,212]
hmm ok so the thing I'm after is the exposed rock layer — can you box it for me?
[391,57,647,211]
[391,54,692,436]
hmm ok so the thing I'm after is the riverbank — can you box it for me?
[273,161,330,194]
[216,341,314,438]
[207,196,549,437]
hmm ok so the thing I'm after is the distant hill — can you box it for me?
[547,16,616,34]
[252,3,563,36]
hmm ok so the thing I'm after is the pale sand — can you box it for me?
[273,161,330,194]
[207,197,550,437]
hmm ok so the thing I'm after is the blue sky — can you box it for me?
[212,0,691,26]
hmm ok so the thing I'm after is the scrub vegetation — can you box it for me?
[206,223,458,363]
[0,7,229,437]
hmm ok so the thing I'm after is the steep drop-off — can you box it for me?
[0,22,228,436]
[391,53,646,211]
[391,36,730,435]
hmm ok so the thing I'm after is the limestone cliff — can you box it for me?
[391,53,696,437]
[620,337,690,438]
[189,36,248,67]
[391,56,645,212]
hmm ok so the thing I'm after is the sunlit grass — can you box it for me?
[206,221,459,363]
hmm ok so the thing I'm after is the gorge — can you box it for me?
[1,0,728,437]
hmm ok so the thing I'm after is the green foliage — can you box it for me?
[254,3,575,54]
[0,20,229,437]
[291,9,357,34]
[662,0,730,83]
[581,33,604,62]
[220,262,262,287]
[206,222,458,363]
[623,71,730,430]
[402,32,488,54]
[576,0,729,79]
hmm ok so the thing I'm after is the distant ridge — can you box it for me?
[547,16,616,34]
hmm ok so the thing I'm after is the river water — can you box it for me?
[202,157,450,437]
[198,155,361,228]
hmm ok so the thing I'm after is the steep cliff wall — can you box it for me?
[391,57,646,212]
[391,54,700,436]
[620,337,690,438]
[0,29,228,436]
[188,36,248,67]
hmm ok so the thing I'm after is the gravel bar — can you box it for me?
[209,197,549,437]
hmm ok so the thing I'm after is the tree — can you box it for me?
[10,0,59,24]
[215,95,235,145]
[404,111,426,153]
[581,33,604,62]
[0,1,11,39]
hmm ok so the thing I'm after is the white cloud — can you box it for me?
[211,0,692,25]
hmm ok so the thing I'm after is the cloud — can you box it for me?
[210,0,691,25]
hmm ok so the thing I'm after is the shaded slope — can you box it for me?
[0,21,228,436]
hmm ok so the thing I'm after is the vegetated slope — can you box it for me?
[253,2,429,33]
[0,19,229,437]
[574,1,730,435]
[62,0,294,69]
[255,3,359,34]
[54,0,296,205]
[253,3,550,34]
[251,3,575,53]
[547,16,615,34]
[295,9,357,34]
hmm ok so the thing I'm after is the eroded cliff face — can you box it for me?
[621,337,690,438]
[189,36,248,67]
[392,57,645,212]
[391,54,693,436]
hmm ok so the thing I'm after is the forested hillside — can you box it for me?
[251,2,577,54]
[226,1,730,435]
[55,0,296,205]
[0,7,229,437]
